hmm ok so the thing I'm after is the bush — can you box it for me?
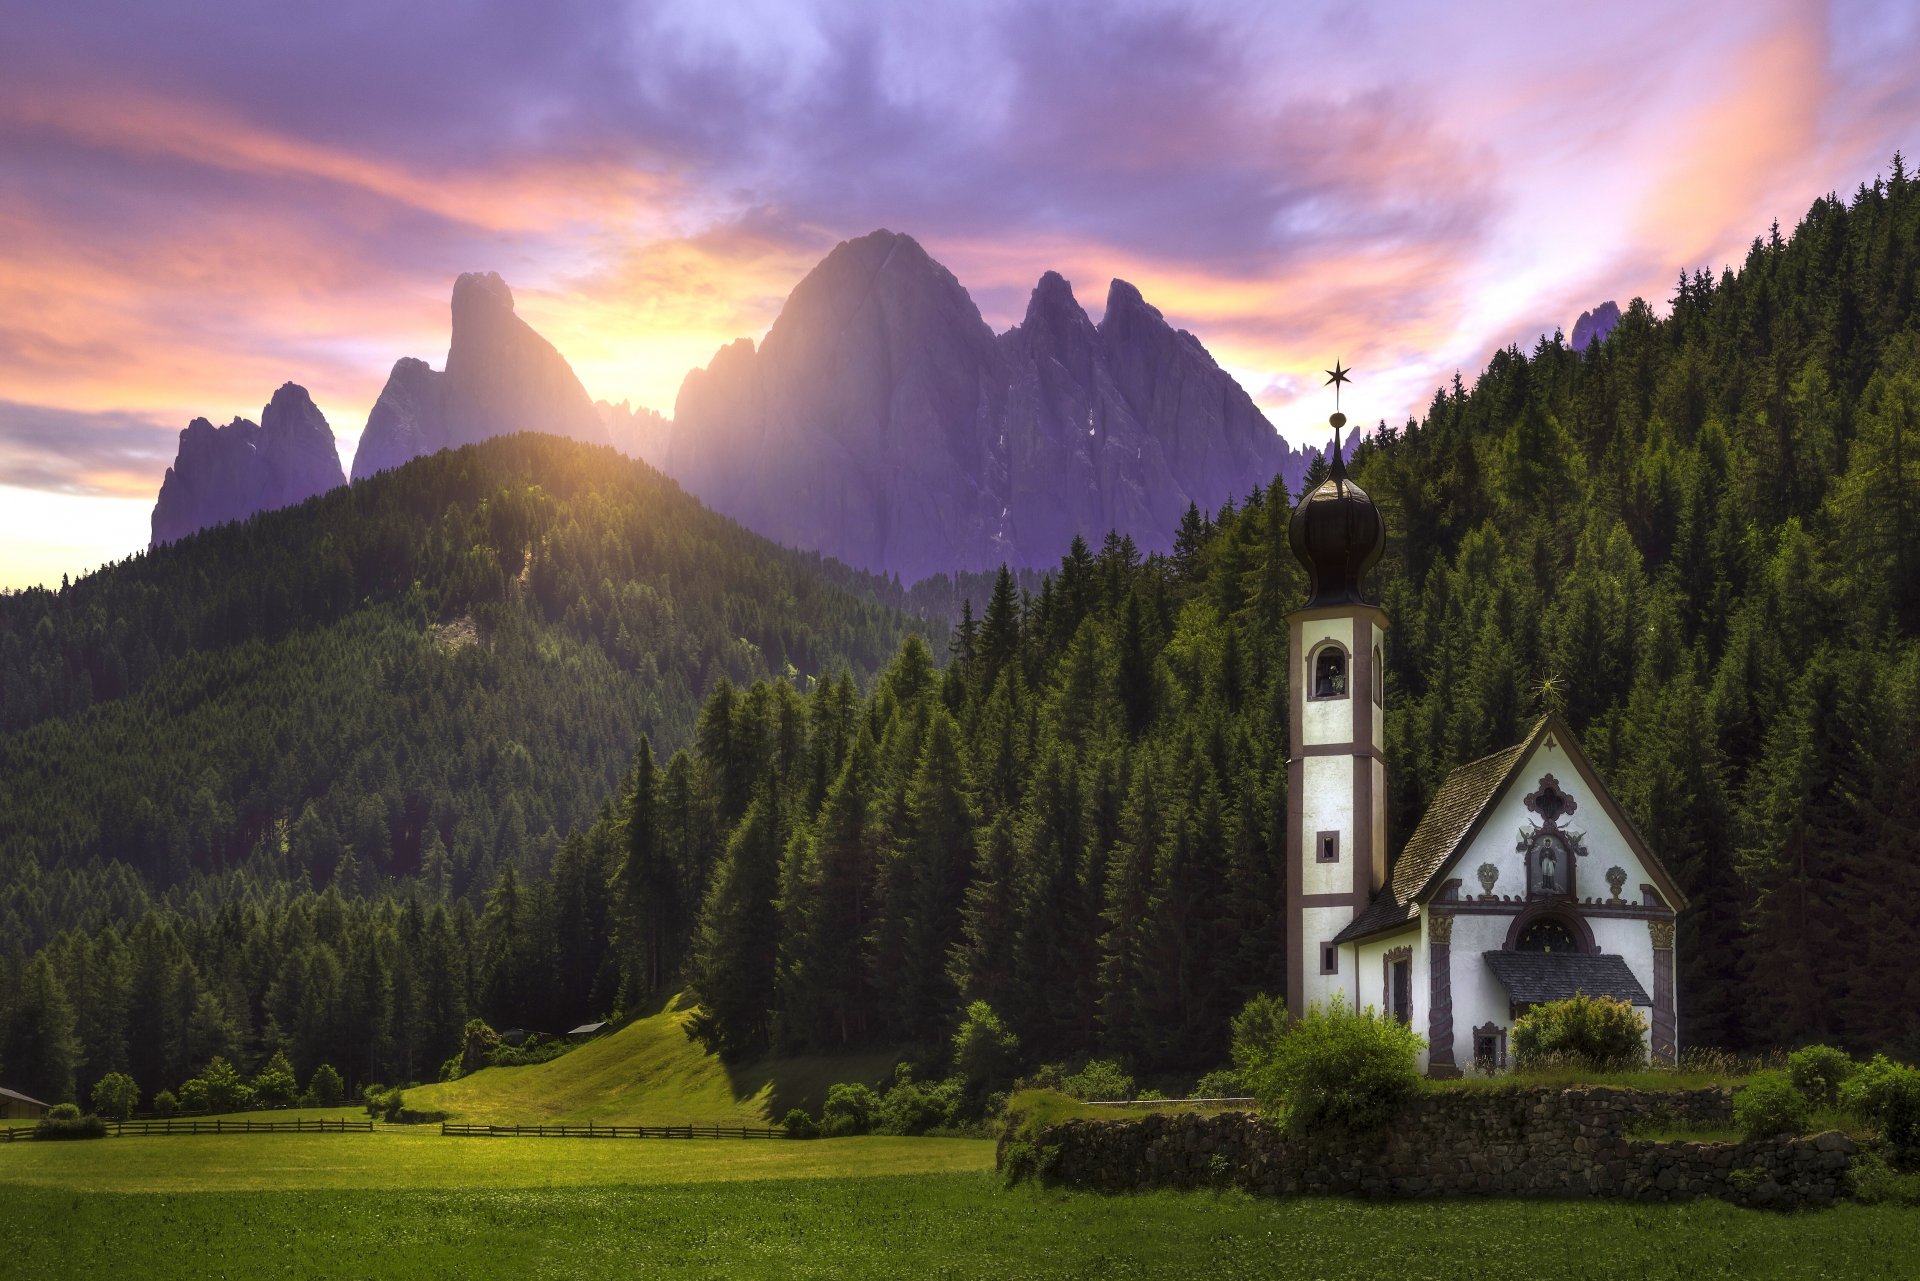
[486,1037,574,1069]
[1192,1068,1244,1100]
[952,1002,1019,1093]
[36,1104,106,1141]
[1787,1045,1856,1109]
[1734,1071,1811,1140]
[305,1063,345,1108]
[875,1070,963,1136]
[1229,993,1288,1082]
[459,1019,501,1077]
[90,1072,139,1122]
[821,1082,879,1137]
[1242,992,1424,1135]
[251,1050,300,1108]
[181,1057,253,1114]
[151,1090,178,1118]
[1059,1060,1133,1102]
[1510,995,1647,1072]
[782,1107,819,1139]
[1842,1055,1920,1166]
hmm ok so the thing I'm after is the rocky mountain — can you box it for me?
[350,272,608,481]
[597,399,669,467]
[665,230,1315,582]
[1571,300,1622,351]
[150,382,345,548]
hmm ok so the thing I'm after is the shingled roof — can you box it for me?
[1482,950,1651,1006]
[1332,724,1539,945]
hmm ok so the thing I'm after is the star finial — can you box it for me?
[1324,359,1351,414]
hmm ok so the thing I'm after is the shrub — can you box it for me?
[952,1002,1020,1093]
[875,1071,963,1136]
[1242,992,1424,1135]
[459,1019,501,1076]
[782,1107,819,1139]
[151,1090,178,1118]
[35,1104,106,1141]
[90,1072,139,1122]
[1786,1045,1855,1109]
[251,1050,300,1108]
[181,1057,253,1114]
[1734,1071,1810,1140]
[1229,993,1288,1082]
[1849,1150,1920,1205]
[305,1063,345,1108]
[486,1037,574,1068]
[821,1082,879,1137]
[1192,1068,1244,1100]
[1511,994,1647,1072]
[1059,1060,1133,1102]
[1842,1055,1920,1165]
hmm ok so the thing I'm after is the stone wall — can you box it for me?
[1010,1087,1859,1209]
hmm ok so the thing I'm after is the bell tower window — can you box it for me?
[1372,645,1383,706]
[1311,645,1348,699]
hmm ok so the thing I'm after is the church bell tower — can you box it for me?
[1285,364,1389,1019]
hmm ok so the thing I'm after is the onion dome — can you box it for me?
[1288,414,1385,608]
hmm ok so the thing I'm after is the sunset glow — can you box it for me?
[3,0,1916,587]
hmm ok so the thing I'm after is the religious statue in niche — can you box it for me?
[1517,774,1588,899]
[1314,646,1347,698]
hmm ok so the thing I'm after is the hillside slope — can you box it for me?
[0,434,927,938]
[405,1003,897,1125]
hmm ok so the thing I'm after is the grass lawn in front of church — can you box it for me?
[4,1139,1918,1280]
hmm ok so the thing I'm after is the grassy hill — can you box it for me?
[404,1002,899,1126]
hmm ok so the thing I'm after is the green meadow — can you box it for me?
[4,1139,1919,1281]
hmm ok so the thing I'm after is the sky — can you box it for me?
[1,0,1916,590]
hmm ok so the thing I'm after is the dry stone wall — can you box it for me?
[1012,1087,1858,1209]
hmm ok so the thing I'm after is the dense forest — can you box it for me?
[0,435,930,946]
[3,159,1919,1109]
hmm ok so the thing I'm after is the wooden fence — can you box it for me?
[1,1118,374,1140]
[440,1122,790,1140]
[1083,1097,1257,1108]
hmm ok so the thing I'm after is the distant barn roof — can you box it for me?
[0,1085,50,1108]
[567,1022,609,1037]
[1482,951,1651,1006]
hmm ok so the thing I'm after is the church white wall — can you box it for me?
[1302,755,1355,897]
[1453,738,1664,907]
[1442,910,1516,1070]
[1300,905,1356,1012]
[1301,616,1355,745]
[1369,620,1386,745]
[1589,915,1664,1055]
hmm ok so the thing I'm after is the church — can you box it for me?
[1283,401,1685,1077]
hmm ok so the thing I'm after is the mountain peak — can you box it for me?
[350,273,607,482]
[1571,299,1622,351]
[452,271,515,315]
[151,389,343,548]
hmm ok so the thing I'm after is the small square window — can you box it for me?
[1320,943,1338,975]
[1316,830,1340,863]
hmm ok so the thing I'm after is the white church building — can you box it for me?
[1283,416,1686,1075]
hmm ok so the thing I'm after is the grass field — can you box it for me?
[4,1148,1919,1280]
[401,1002,898,1125]
[0,1130,987,1193]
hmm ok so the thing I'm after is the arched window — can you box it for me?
[1372,644,1384,706]
[1311,645,1348,699]
[1517,918,1578,953]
